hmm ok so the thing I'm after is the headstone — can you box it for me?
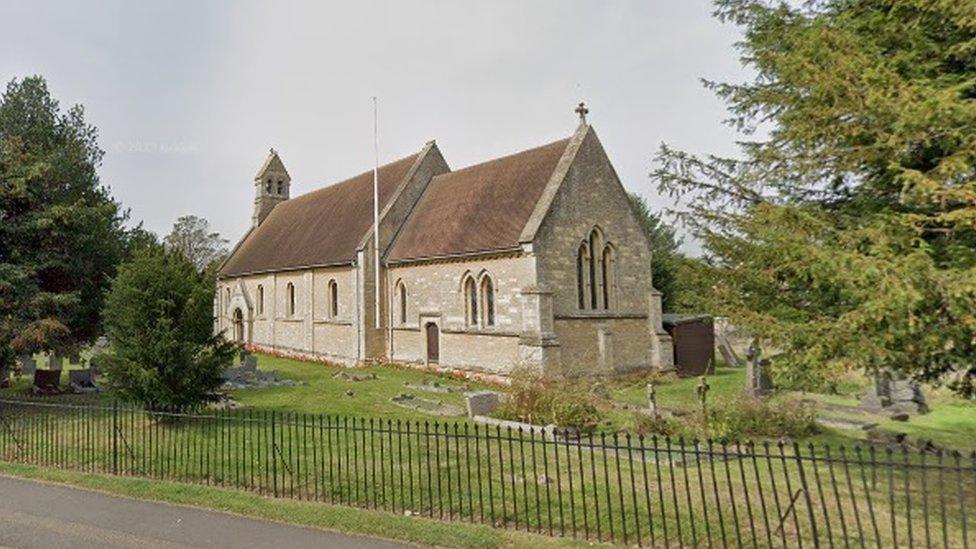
[465,390,504,417]
[697,375,710,411]
[69,368,100,394]
[243,354,258,370]
[48,354,63,371]
[744,340,773,397]
[860,372,891,411]
[18,354,36,376]
[860,371,927,415]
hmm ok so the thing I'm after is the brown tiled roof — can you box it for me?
[220,153,420,276]
[387,137,570,263]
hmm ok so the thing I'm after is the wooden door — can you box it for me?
[425,323,439,364]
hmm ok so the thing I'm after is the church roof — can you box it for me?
[386,137,571,263]
[220,152,420,276]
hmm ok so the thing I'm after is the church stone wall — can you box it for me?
[216,265,358,364]
[387,254,533,373]
[532,129,655,373]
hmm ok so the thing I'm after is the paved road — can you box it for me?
[0,475,411,549]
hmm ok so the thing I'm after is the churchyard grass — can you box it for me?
[0,397,972,547]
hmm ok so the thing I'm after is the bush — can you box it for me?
[694,397,819,443]
[493,367,603,432]
[101,246,235,410]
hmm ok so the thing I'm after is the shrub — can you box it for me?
[631,412,676,438]
[101,246,235,410]
[493,367,603,432]
[693,397,819,443]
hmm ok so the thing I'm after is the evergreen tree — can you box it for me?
[0,76,127,366]
[654,1,976,395]
[101,245,235,409]
[628,193,684,312]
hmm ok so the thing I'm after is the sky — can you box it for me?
[1,0,749,250]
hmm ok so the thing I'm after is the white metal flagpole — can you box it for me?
[372,97,381,331]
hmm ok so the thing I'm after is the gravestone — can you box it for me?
[646,383,657,415]
[464,390,505,417]
[744,341,773,397]
[860,372,892,411]
[18,354,36,376]
[48,354,63,371]
[69,368,100,394]
[242,354,258,370]
[860,371,928,415]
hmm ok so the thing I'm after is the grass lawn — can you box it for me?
[229,354,495,421]
[4,351,973,451]
[0,462,598,549]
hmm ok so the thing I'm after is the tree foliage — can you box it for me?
[654,1,976,395]
[101,245,235,409]
[628,193,684,312]
[163,215,228,271]
[0,76,127,365]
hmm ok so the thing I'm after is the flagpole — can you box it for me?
[372,97,381,331]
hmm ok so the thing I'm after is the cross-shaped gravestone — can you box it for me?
[697,375,710,411]
[646,382,657,415]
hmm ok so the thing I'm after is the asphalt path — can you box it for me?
[0,475,412,549]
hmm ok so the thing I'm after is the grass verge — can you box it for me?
[0,462,604,548]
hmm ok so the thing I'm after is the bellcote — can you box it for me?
[252,148,291,228]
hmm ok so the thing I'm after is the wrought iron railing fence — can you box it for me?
[0,397,972,547]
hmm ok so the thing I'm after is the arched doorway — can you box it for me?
[232,308,244,343]
[425,322,439,364]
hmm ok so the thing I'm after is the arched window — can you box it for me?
[588,228,602,309]
[396,280,407,325]
[463,276,477,327]
[257,285,264,315]
[602,244,615,309]
[276,180,284,194]
[480,275,495,326]
[328,279,338,318]
[265,178,272,193]
[576,243,589,310]
[286,283,295,317]
[225,288,231,313]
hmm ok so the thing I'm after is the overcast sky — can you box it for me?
[2,0,748,249]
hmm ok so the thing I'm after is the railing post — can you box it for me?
[793,442,819,546]
[111,400,119,475]
[270,410,278,497]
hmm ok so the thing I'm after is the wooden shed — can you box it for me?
[662,314,715,377]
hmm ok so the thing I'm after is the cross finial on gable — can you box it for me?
[269,147,277,156]
[575,102,589,125]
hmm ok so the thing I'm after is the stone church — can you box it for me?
[216,112,674,377]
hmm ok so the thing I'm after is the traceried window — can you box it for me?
[257,285,264,315]
[602,244,615,309]
[577,243,589,309]
[480,275,495,326]
[286,283,295,317]
[328,279,338,318]
[463,275,478,327]
[577,227,614,310]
